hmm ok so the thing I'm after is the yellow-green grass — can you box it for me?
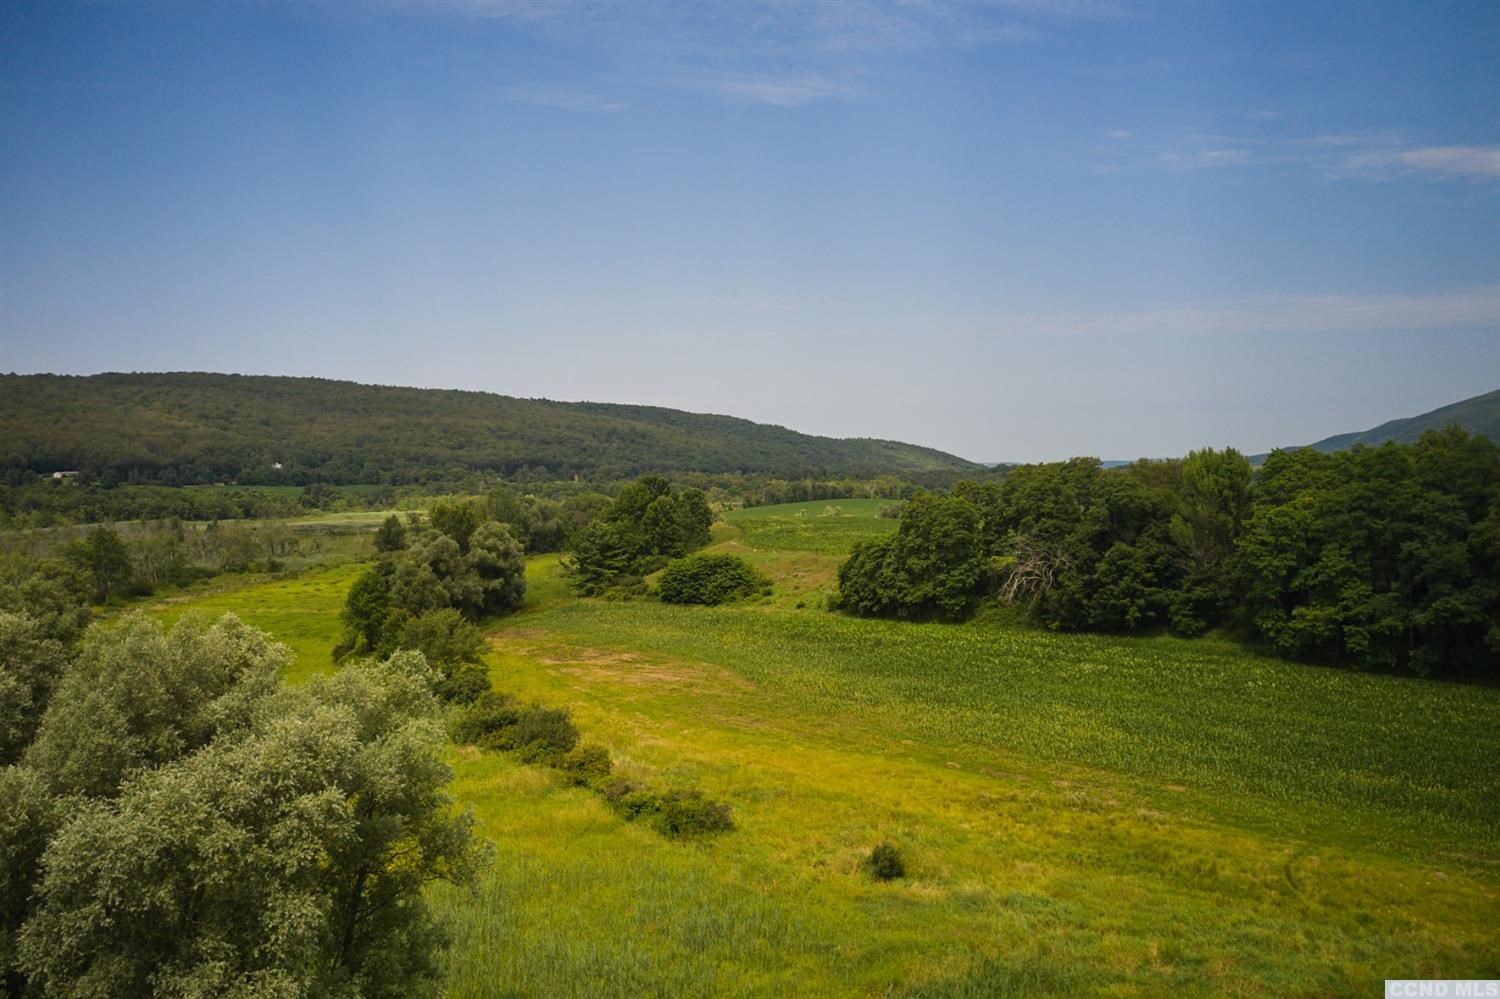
[141,562,363,684]
[434,557,1498,995]
[689,521,844,610]
[150,539,1500,995]
[723,499,898,555]
[722,498,895,521]
[284,508,407,528]
[499,574,1500,859]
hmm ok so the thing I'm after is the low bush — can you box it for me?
[600,777,639,805]
[652,789,734,838]
[455,693,731,841]
[600,779,660,820]
[449,691,519,745]
[657,553,767,605]
[867,842,906,881]
[558,743,613,786]
[437,663,492,705]
[511,705,579,763]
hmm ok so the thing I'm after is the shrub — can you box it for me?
[438,663,492,705]
[477,728,517,753]
[511,705,579,763]
[652,789,734,838]
[448,691,519,745]
[867,842,905,881]
[657,554,766,606]
[558,743,613,786]
[600,779,660,820]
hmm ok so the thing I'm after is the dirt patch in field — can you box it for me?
[553,654,756,692]
[543,648,646,668]
[556,664,711,687]
[489,632,756,693]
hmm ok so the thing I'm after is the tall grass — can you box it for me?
[506,595,1500,856]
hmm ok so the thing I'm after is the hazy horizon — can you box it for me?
[4,1,1498,462]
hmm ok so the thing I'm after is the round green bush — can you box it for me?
[867,842,906,881]
[657,554,766,605]
[511,704,580,762]
[448,691,519,745]
[558,742,613,786]
[652,789,734,838]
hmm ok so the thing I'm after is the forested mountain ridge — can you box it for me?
[0,372,982,484]
[1303,387,1500,453]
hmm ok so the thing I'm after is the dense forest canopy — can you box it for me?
[0,373,982,485]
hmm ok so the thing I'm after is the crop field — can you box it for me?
[149,514,1500,996]
[485,576,1500,857]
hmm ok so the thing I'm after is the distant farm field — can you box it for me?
[723,498,899,554]
[148,511,1500,996]
[723,499,896,520]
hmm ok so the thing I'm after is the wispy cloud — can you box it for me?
[1098,129,1500,184]
[1344,145,1500,181]
[789,1,1041,53]
[1288,132,1374,148]
[1018,284,1500,338]
[1158,146,1252,170]
[686,72,860,108]
[493,85,626,113]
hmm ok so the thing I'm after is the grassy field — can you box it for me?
[284,508,406,529]
[142,562,363,684]
[147,513,1500,996]
[722,499,898,555]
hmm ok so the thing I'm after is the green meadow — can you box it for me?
[143,562,364,684]
[722,499,898,555]
[152,510,1500,996]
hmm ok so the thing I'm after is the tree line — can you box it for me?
[836,429,1500,679]
[0,472,968,532]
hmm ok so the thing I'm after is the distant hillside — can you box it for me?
[0,372,982,484]
[1304,388,1500,453]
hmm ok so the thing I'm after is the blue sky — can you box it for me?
[3,0,1497,461]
